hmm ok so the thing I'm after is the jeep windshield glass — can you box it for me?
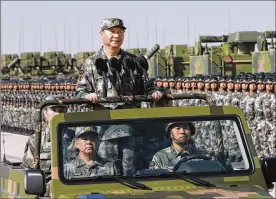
[59,116,253,180]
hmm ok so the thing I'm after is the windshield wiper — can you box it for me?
[171,172,216,188]
[80,176,152,190]
[134,170,216,188]
[110,176,152,190]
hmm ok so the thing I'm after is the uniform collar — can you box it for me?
[169,145,191,158]
[99,47,124,60]
[75,153,104,168]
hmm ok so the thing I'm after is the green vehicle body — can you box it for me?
[189,31,266,77]
[150,45,190,78]
[252,31,276,73]
[0,95,275,198]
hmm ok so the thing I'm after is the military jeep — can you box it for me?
[0,93,276,198]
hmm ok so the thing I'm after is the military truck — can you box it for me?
[0,93,276,198]
[189,31,264,77]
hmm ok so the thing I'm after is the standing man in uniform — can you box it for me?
[75,18,163,107]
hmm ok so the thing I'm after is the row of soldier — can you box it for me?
[1,72,276,159]
[152,73,276,159]
[0,77,78,135]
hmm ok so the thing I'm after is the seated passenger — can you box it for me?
[97,125,135,176]
[64,126,121,179]
[150,122,203,171]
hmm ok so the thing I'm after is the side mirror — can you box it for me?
[261,157,276,189]
[24,169,46,196]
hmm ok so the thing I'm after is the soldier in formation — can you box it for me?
[152,72,276,160]
[0,76,78,135]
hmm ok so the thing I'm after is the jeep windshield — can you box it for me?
[58,115,253,181]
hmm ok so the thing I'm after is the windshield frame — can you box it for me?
[56,114,254,185]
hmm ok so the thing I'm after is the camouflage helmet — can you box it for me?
[218,75,227,83]
[162,77,168,82]
[175,77,182,82]
[248,76,256,84]
[75,126,98,138]
[156,76,162,82]
[264,76,273,84]
[209,75,218,83]
[165,122,195,137]
[168,77,175,82]
[234,77,241,83]
[195,74,204,82]
[256,78,264,84]
[190,76,197,82]
[183,77,190,83]
[226,76,234,83]
[241,76,248,84]
[204,75,211,83]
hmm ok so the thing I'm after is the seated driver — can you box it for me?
[64,126,121,179]
[150,122,202,171]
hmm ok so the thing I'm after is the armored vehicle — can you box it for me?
[189,31,269,77]
[0,93,275,198]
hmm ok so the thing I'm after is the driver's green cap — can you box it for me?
[75,126,98,138]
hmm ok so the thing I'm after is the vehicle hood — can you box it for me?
[58,184,272,199]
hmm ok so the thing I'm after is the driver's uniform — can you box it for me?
[64,154,120,179]
[150,144,201,170]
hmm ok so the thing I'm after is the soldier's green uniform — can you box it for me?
[150,144,201,171]
[75,18,160,110]
[150,122,203,171]
[64,126,120,179]
[64,154,119,179]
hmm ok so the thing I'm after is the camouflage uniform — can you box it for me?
[76,18,159,110]
[150,144,201,171]
[22,95,67,173]
[263,77,276,157]
[64,154,120,179]
[97,125,135,176]
[253,78,266,157]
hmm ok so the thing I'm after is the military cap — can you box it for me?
[165,122,195,137]
[209,76,218,83]
[75,126,98,138]
[218,75,227,83]
[256,77,264,84]
[241,76,248,83]
[264,76,273,84]
[162,77,168,82]
[204,75,211,83]
[196,75,204,82]
[234,77,241,83]
[226,76,234,83]
[168,77,175,82]
[44,95,67,109]
[248,76,256,84]
[190,76,197,82]
[156,76,162,82]
[101,18,126,32]
[176,77,182,82]
[183,77,190,83]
